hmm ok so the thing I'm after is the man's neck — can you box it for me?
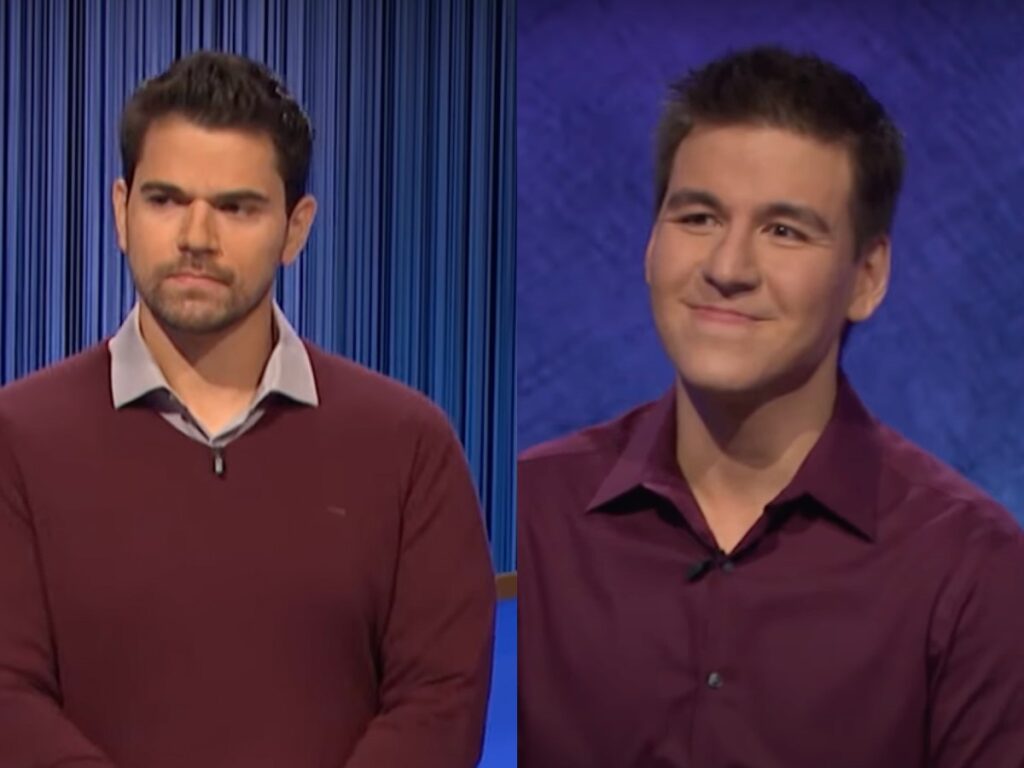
[675,356,839,551]
[138,300,276,434]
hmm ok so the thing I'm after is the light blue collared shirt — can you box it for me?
[108,302,319,452]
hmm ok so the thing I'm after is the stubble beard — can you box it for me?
[137,262,275,336]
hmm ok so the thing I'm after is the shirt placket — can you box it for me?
[646,478,736,766]
[651,477,778,767]
[686,541,735,766]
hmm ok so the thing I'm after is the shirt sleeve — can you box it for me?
[927,517,1024,767]
[342,407,496,768]
[0,423,118,766]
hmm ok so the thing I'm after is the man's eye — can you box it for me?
[218,202,256,217]
[677,213,717,227]
[768,223,807,241]
[146,195,171,206]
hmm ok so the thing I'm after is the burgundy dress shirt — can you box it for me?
[519,376,1024,768]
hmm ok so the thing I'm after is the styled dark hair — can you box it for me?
[654,46,904,255]
[119,50,313,214]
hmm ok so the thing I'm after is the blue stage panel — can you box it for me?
[480,599,517,766]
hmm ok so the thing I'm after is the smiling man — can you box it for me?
[0,51,494,767]
[519,47,1024,767]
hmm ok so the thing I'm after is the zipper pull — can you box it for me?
[213,447,225,477]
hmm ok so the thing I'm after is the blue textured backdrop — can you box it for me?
[0,0,516,571]
[518,0,1024,521]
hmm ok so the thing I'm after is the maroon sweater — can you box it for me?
[0,342,495,768]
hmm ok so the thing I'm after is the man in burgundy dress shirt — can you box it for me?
[519,46,1024,768]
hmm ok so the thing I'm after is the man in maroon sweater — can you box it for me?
[0,52,495,767]
[519,47,1024,767]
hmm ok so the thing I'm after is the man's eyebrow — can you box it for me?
[138,181,187,197]
[136,181,270,205]
[663,187,725,213]
[209,189,271,206]
[757,202,831,235]
[664,187,832,235]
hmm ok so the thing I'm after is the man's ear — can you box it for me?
[112,178,130,253]
[281,194,318,266]
[847,236,890,323]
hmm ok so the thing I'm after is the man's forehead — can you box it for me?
[134,116,282,194]
[668,124,854,210]
[137,115,274,160]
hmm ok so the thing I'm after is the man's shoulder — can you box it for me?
[877,422,1022,546]
[302,342,454,436]
[517,398,665,516]
[520,397,660,466]
[0,342,110,427]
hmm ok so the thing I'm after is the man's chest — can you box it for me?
[520,507,939,768]
[29,432,404,676]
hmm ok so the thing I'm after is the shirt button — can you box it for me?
[721,559,735,573]
[707,671,724,689]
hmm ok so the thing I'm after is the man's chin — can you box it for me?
[673,358,783,401]
[146,299,242,336]
[673,350,835,407]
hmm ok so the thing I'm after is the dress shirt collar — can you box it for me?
[586,373,883,540]
[108,302,319,409]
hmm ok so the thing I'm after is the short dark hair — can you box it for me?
[119,50,313,214]
[654,46,904,255]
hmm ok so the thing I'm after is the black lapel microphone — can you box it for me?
[686,548,728,582]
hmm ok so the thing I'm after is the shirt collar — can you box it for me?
[109,302,319,409]
[586,374,883,540]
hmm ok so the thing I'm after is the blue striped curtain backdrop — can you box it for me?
[0,0,516,571]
